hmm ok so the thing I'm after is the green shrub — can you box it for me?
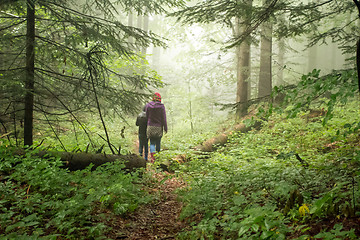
[176,97,360,239]
[0,144,150,239]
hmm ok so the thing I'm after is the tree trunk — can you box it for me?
[188,82,194,132]
[14,150,147,171]
[277,38,285,86]
[59,152,147,171]
[235,41,250,112]
[357,39,360,92]
[196,120,262,152]
[136,14,143,51]
[151,16,161,70]
[142,15,149,55]
[24,0,35,146]
[235,10,252,117]
[308,44,317,73]
[128,11,134,45]
[235,39,251,117]
[351,1,360,91]
[258,14,273,99]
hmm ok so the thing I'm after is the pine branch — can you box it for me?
[43,111,67,151]
[86,46,115,155]
[227,0,279,48]
[36,35,83,55]
[35,67,84,82]
[34,104,80,116]
[42,1,165,50]
[97,133,118,155]
[283,0,334,11]
[4,44,26,71]
[0,67,26,72]
[39,84,96,149]
[0,118,11,142]
[0,19,26,32]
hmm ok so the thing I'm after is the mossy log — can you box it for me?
[156,121,263,172]
[14,150,146,171]
[196,133,228,152]
[196,120,262,152]
[60,152,146,171]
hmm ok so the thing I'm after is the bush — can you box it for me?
[0,144,150,239]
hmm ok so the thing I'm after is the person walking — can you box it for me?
[135,106,148,161]
[145,92,167,163]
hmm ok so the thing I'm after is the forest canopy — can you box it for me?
[0,0,184,148]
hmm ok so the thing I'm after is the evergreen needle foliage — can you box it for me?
[170,0,357,52]
[0,0,185,146]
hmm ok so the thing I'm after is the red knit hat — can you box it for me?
[153,92,161,102]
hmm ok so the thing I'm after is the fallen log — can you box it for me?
[156,121,263,172]
[196,120,262,152]
[14,150,146,171]
[60,152,146,171]
[196,133,228,152]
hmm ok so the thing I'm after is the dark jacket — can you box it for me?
[136,111,147,135]
[145,101,167,132]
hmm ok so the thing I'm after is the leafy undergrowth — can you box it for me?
[0,143,190,239]
[1,69,360,239]
[172,99,360,239]
[0,146,152,239]
[1,97,360,239]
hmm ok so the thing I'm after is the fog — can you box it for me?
[136,15,348,132]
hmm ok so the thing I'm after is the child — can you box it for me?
[136,106,148,161]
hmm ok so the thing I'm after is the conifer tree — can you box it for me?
[258,0,273,99]
[170,0,358,113]
[0,0,184,147]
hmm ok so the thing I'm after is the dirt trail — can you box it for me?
[105,171,187,239]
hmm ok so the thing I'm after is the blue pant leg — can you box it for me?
[150,138,156,153]
[150,137,161,153]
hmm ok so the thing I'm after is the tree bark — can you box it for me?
[142,14,149,55]
[308,44,317,73]
[59,152,147,171]
[14,150,147,171]
[128,11,134,45]
[24,0,35,146]
[357,39,360,92]
[151,16,161,70]
[196,120,262,152]
[277,38,285,86]
[235,4,252,118]
[235,33,251,117]
[353,0,360,92]
[258,12,273,99]
[136,14,143,52]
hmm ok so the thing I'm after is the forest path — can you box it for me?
[102,135,189,239]
[105,169,188,239]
